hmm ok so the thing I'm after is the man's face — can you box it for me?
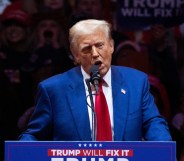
[5,22,26,44]
[37,20,60,38]
[72,30,114,77]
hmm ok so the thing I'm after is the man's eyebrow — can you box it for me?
[81,45,92,52]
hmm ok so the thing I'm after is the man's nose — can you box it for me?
[91,46,99,57]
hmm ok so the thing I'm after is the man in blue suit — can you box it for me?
[18,19,172,141]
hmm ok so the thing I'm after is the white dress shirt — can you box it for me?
[81,66,114,139]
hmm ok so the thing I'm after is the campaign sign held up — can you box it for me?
[5,141,176,161]
[116,0,184,30]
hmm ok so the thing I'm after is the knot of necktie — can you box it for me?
[97,79,107,93]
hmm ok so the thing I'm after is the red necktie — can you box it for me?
[95,80,112,141]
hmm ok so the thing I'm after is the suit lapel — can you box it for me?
[111,67,129,141]
[66,67,91,140]
[65,66,129,141]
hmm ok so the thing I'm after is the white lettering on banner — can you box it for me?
[51,158,129,161]
[106,150,119,156]
[154,9,172,17]
[52,158,63,161]
[146,0,159,8]
[50,150,80,156]
[160,0,174,8]
[120,0,184,18]
[82,150,103,156]
[117,159,128,161]
[121,8,151,17]
[122,0,184,8]
[68,159,78,161]
[48,149,133,157]
[134,0,147,7]
[121,8,180,17]
[121,150,130,157]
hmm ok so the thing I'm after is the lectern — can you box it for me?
[5,141,176,161]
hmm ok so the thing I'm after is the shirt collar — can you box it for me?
[81,66,112,88]
[103,67,111,88]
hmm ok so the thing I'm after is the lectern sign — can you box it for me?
[5,141,176,161]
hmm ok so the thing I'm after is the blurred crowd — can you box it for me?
[0,0,184,161]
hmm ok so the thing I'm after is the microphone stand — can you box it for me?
[85,78,96,141]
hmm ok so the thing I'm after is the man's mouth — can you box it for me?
[94,61,102,65]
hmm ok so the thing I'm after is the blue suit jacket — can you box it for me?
[19,66,172,141]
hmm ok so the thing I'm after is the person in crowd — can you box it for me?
[144,24,183,161]
[147,24,181,116]
[180,65,184,95]
[73,0,106,20]
[112,40,171,121]
[0,1,33,160]
[22,0,72,19]
[148,75,171,121]
[112,40,149,73]
[0,0,34,109]
[17,106,35,132]
[22,11,74,95]
[18,19,172,141]
[172,94,184,132]
[170,94,184,161]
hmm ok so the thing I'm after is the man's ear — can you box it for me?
[74,56,81,65]
[70,47,80,65]
[110,39,114,54]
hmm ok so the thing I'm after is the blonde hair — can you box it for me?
[69,19,112,52]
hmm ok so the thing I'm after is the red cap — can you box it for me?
[1,1,31,26]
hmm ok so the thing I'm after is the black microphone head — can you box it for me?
[90,60,102,75]
[90,65,101,93]
[90,64,98,74]
[90,65,100,80]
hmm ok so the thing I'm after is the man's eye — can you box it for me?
[82,46,91,53]
[96,43,104,49]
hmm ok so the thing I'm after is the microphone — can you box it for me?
[90,64,101,93]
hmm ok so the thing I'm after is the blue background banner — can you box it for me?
[5,141,176,161]
[116,0,184,30]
